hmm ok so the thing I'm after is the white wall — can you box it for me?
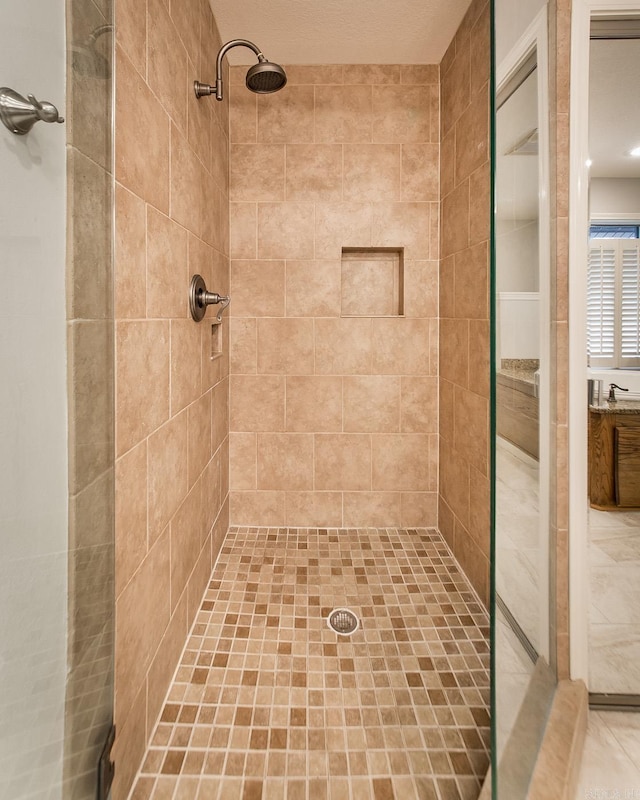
[590,177,640,217]
[0,1,68,797]
[495,0,547,67]
[496,218,540,292]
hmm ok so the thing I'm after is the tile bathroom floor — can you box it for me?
[574,710,640,799]
[129,527,490,799]
[589,508,640,695]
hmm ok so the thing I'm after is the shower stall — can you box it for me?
[0,0,586,796]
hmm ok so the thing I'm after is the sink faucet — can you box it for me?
[608,383,629,403]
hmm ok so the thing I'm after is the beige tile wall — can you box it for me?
[112,0,230,796]
[228,64,440,529]
[438,0,491,605]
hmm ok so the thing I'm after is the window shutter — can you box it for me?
[588,243,616,366]
[621,242,640,366]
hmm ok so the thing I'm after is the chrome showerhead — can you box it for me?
[245,58,287,94]
[71,44,110,79]
[194,39,287,101]
[71,24,113,79]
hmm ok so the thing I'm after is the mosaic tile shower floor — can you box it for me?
[130,527,490,800]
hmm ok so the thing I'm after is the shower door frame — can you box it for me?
[494,5,552,664]
[568,0,640,687]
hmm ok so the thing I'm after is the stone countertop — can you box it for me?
[497,365,538,398]
[589,399,640,414]
[497,366,537,385]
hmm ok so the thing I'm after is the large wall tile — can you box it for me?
[343,144,401,202]
[147,412,188,545]
[286,376,343,432]
[257,433,314,491]
[230,260,285,317]
[286,145,343,202]
[371,318,431,375]
[114,531,170,735]
[115,46,170,213]
[257,85,314,143]
[370,202,431,259]
[257,318,314,374]
[314,203,373,258]
[115,441,147,597]
[314,85,373,143]
[230,203,257,259]
[343,376,400,433]
[285,492,343,527]
[285,260,341,317]
[116,0,146,75]
[115,184,146,319]
[401,377,438,434]
[343,492,402,527]
[146,207,188,319]
[188,392,212,487]
[401,144,439,202]
[314,434,372,491]
[229,318,257,374]
[229,433,257,491]
[230,491,286,526]
[230,375,285,431]
[116,320,170,455]
[257,203,315,260]
[230,144,285,202]
[147,0,188,129]
[372,86,432,143]
[314,317,373,375]
[372,434,430,491]
[170,319,202,415]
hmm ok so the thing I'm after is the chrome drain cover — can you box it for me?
[327,608,359,635]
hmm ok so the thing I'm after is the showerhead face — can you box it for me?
[245,61,287,94]
[71,44,111,79]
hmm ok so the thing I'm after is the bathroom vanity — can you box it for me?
[497,360,539,459]
[589,401,640,509]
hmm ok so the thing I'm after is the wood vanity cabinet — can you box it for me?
[589,409,640,509]
[497,375,539,459]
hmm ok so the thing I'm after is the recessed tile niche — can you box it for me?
[211,321,223,360]
[341,247,405,317]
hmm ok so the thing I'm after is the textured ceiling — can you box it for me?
[207,0,474,65]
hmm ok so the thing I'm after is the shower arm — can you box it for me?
[195,39,265,101]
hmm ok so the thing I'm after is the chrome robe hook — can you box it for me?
[0,87,64,135]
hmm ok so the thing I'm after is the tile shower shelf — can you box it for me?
[341,247,404,317]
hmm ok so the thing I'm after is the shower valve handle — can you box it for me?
[189,274,230,322]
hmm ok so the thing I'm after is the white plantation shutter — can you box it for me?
[588,242,616,366]
[588,240,640,368]
[621,243,640,366]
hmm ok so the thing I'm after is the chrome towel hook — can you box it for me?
[0,87,64,135]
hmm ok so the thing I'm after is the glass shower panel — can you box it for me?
[495,69,542,656]
[587,33,640,700]
[65,0,115,794]
[0,0,114,797]
[491,35,556,796]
